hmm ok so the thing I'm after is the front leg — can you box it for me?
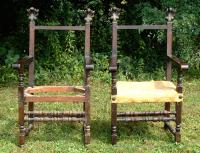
[18,72,25,146]
[111,103,117,145]
[83,85,90,144]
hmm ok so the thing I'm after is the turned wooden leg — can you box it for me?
[164,102,171,129]
[84,86,90,144]
[83,123,90,144]
[83,102,85,135]
[175,102,182,142]
[19,101,25,146]
[25,102,34,136]
[28,102,34,120]
[84,101,90,144]
[18,72,25,146]
[111,103,117,145]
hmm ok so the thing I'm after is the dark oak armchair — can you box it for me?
[12,7,94,146]
[109,7,189,144]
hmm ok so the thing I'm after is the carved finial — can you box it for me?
[27,7,39,21]
[84,8,94,23]
[110,7,120,22]
[166,7,176,22]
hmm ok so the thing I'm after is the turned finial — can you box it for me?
[27,7,39,22]
[110,7,120,22]
[84,8,94,23]
[166,7,176,22]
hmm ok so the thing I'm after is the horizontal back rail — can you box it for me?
[34,26,85,31]
[117,25,167,30]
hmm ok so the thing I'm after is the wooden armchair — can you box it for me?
[109,7,189,144]
[12,7,94,146]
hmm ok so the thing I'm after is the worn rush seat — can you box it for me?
[112,81,182,103]
[109,7,189,145]
[12,7,94,146]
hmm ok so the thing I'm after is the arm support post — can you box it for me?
[167,56,188,93]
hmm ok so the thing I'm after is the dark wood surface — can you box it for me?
[167,56,189,70]
[110,7,187,145]
[13,7,94,146]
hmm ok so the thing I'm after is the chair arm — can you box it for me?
[167,56,188,93]
[12,56,33,70]
[167,56,189,71]
[109,57,118,72]
[85,64,94,71]
[21,56,33,65]
[84,54,94,71]
[12,57,33,91]
[12,63,21,69]
[109,66,117,72]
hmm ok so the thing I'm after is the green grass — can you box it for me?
[0,80,200,153]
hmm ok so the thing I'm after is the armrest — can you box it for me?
[109,57,118,72]
[167,56,189,71]
[85,55,93,71]
[85,64,94,70]
[20,56,33,65]
[167,56,188,93]
[12,63,21,69]
[109,66,117,72]
[12,56,33,70]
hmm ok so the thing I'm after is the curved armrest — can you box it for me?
[12,64,21,69]
[21,56,33,65]
[167,56,189,71]
[12,56,33,70]
[109,57,118,72]
[85,64,94,71]
[167,56,188,93]
[85,54,93,71]
[109,66,117,72]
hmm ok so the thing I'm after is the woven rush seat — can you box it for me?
[112,81,182,103]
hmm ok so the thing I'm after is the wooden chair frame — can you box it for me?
[109,7,189,144]
[13,7,94,146]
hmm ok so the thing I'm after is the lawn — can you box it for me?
[0,80,200,153]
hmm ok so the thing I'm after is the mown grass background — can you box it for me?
[0,80,200,153]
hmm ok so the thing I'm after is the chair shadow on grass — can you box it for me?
[1,118,85,146]
[27,122,84,144]
[1,117,174,146]
[117,122,175,143]
[91,119,111,143]
[91,119,174,144]
[90,119,152,144]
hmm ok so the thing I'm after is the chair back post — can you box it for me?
[110,7,120,96]
[27,7,38,87]
[166,8,175,81]
[84,8,94,86]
